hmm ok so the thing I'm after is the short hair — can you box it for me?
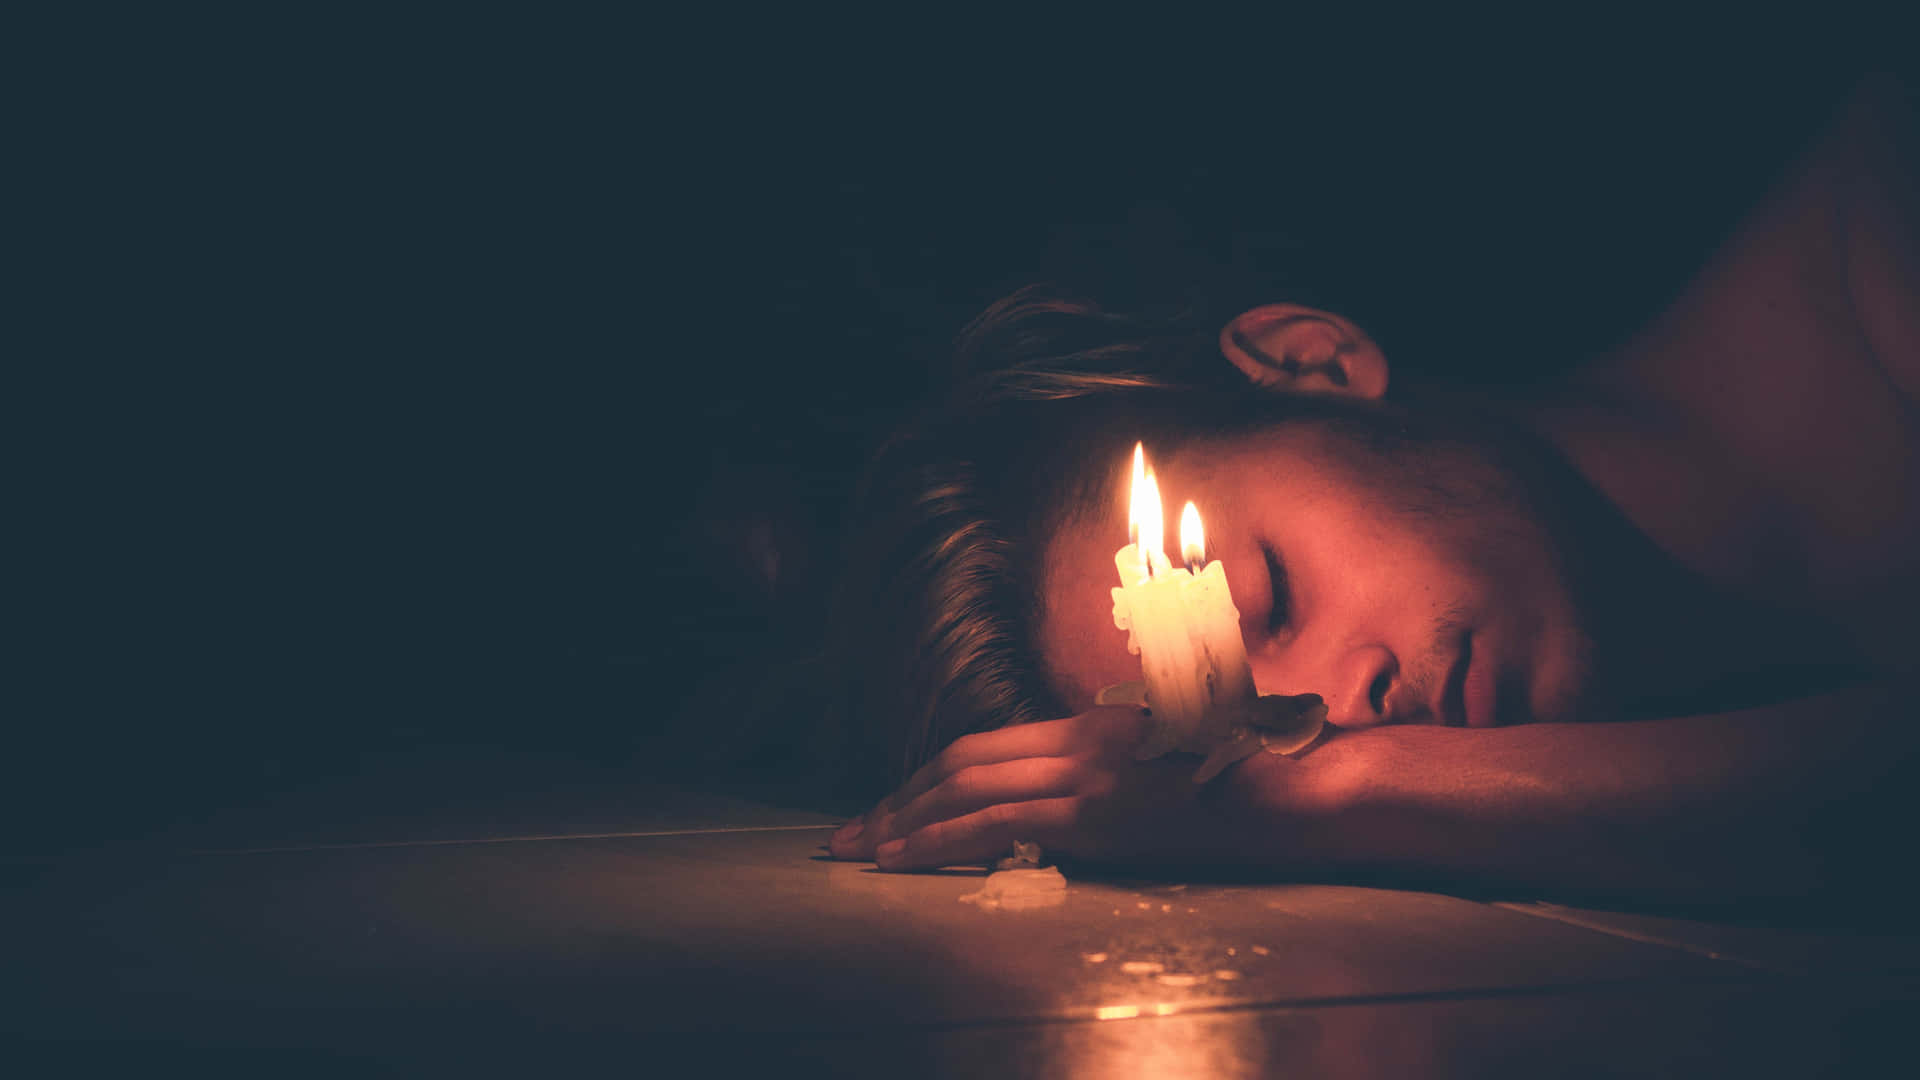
[822,286,1308,798]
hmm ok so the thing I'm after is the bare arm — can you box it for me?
[1285,683,1914,903]
[828,684,1915,906]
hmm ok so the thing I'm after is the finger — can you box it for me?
[876,707,1144,821]
[1191,732,1262,785]
[875,797,1080,872]
[874,756,1082,852]
[826,817,869,860]
[879,721,1077,818]
[1130,720,1181,762]
[838,756,1076,860]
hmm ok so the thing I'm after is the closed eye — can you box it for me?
[1261,543,1290,631]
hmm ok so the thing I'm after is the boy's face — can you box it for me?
[1037,414,1598,729]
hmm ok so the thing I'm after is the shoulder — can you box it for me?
[1828,72,1920,403]
[1594,74,1920,671]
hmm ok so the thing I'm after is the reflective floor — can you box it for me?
[7,751,1916,1075]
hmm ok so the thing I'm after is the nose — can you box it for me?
[1251,638,1401,728]
[1324,644,1397,729]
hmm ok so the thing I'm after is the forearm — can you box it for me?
[1271,684,1912,902]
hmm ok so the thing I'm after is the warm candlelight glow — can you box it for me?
[1112,440,1258,763]
[1129,442,1166,575]
[1180,501,1204,572]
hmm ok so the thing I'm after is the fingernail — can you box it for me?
[876,838,906,865]
[833,821,864,845]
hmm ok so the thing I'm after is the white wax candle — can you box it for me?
[1107,445,1258,759]
[1187,558,1257,722]
[1111,545,1211,755]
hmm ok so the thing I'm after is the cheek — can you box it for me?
[1303,501,1418,586]
[1041,562,1148,713]
[1427,508,1541,592]
[1303,509,1481,622]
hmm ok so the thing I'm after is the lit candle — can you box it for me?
[1179,500,1257,714]
[1110,444,1259,760]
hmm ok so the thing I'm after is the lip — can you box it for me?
[1462,639,1499,728]
[1436,635,1471,728]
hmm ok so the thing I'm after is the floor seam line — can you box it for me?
[1491,901,1788,974]
[182,822,838,855]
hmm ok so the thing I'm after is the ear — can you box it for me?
[1219,304,1389,400]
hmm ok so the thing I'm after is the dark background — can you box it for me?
[17,15,1907,848]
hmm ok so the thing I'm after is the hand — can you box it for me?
[826,706,1305,872]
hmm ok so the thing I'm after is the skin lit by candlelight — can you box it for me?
[1180,501,1204,572]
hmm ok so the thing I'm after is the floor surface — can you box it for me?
[6,751,1914,1075]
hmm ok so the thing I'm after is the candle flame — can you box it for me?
[1128,443,1143,548]
[1180,501,1205,571]
[1129,443,1164,568]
